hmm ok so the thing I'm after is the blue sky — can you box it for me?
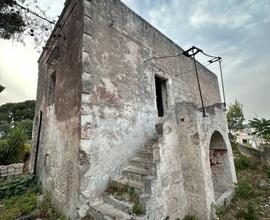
[0,0,269,119]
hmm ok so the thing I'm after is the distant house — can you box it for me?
[235,125,263,149]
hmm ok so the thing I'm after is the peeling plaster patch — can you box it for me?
[101,78,116,94]
[124,41,139,69]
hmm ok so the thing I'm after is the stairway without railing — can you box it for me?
[88,123,164,220]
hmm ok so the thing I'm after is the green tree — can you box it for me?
[0,126,28,165]
[249,118,270,144]
[0,100,35,139]
[0,0,56,49]
[14,119,33,140]
[227,100,245,131]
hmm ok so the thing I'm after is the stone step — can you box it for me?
[136,150,153,160]
[123,165,150,175]
[89,201,133,220]
[115,177,144,193]
[142,138,158,150]
[128,158,156,170]
[103,195,133,214]
[125,171,146,182]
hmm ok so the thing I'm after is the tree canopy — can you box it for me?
[227,100,245,131]
[0,100,35,139]
[0,0,56,50]
[249,118,270,144]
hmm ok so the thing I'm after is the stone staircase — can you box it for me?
[88,137,160,220]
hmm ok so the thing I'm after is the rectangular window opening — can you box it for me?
[155,75,167,117]
[48,71,56,105]
[242,139,248,144]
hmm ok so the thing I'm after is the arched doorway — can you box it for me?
[209,131,233,200]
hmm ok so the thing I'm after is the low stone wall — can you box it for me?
[0,163,24,180]
[237,144,270,167]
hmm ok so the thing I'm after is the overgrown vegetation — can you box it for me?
[0,174,65,220]
[235,180,255,199]
[132,201,144,215]
[217,143,270,219]
[0,191,37,220]
[0,126,30,165]
[234,154,257,170]
[37,192,65,220]
[0,100,35,165]
[0,100,35,139]
[106,179,145,215]
[0,174,36,199]
[235,202,258,220]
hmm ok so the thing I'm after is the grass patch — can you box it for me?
[234,154,257,170]
[235,202,258,220]
[37,192,65,220]
[105,180,145,215]
[215,205,226,218]
[0,175,65,220]
[235,180,255,199]
[106,179,128,196]
[0,191,37,220]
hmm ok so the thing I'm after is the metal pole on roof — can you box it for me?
[183,46,207,117]
[218,59,226,111]
[192,54,206,117]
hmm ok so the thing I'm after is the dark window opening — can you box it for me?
[155,76,167,117]
[48,71,56,105]
[243,139,248,144]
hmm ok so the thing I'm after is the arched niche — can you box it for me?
[209,131,233,200]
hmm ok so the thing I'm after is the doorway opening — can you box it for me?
[34,111,43,175]
[155,76,167,117]
[209,131,233,200]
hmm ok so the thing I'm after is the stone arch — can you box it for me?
[209,131,233,200]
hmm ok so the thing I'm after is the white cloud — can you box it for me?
[0,40,38,104]
[0,0,269,120]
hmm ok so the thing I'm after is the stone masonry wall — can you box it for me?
[146,110,188,220]
[79,0,223,216]
[0,163,24,180]
[30,0,83,219]
[175,103,237,219]
[238,144,270,167]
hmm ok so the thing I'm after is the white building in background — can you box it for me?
[235,126,263,149]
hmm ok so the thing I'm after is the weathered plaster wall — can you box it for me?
[175,103,237,219]
[30,0,83,218]
[146,111,188,220]
[79,0,223,216]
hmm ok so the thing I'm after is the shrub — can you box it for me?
[235,181,255,199]
[0,126,28,165]
[236,202,257,220]
[0,174,36,199]
[215,205,226,217]
[132,201,144,215]
[234,154,256,170]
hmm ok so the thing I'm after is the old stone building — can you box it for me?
[30,0,237,219]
